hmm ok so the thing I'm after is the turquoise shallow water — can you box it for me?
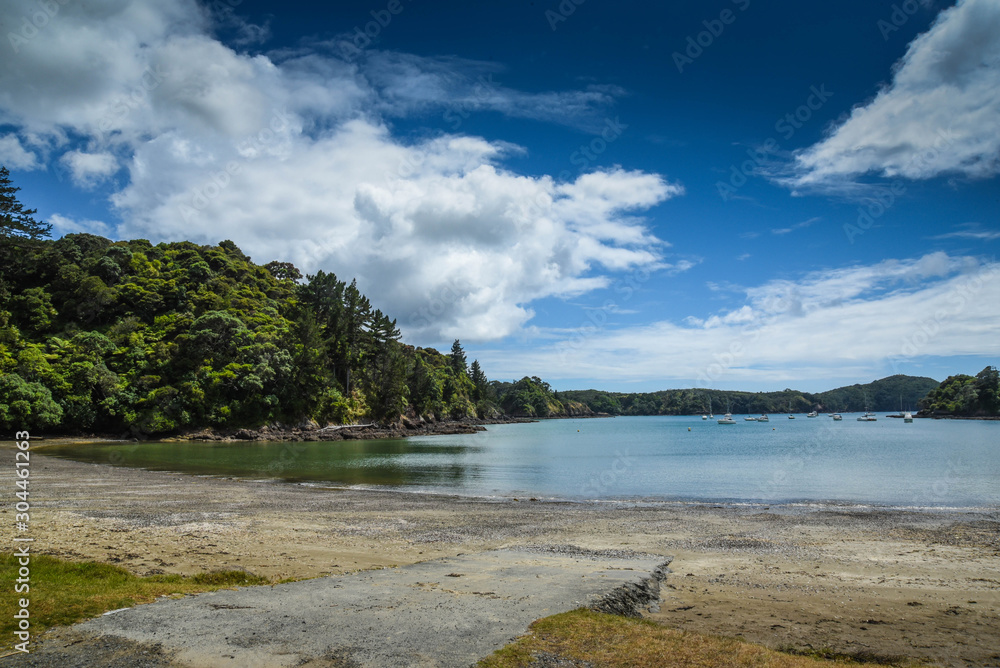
[43,416,1000,507]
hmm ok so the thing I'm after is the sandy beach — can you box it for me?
[6,444,1000,667]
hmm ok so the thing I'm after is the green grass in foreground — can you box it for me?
[477,609,924,668]
[0,554,270,648]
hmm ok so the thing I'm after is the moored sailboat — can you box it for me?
[717,397,736,424]
[857,393,877,421]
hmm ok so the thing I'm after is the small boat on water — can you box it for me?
[701,414,708,420]
[857,392,877,421]
[807,411,818,418]
[744,416,757,421]
[832,413,843,421]
[758,414,769,422]
[904,411,913,423]
[718,398,736,424]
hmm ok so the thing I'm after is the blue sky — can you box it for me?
[1,0,998,392]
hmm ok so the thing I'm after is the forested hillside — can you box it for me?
[0,231,512,434]
[559,374,942,416]
[918,367,999,417]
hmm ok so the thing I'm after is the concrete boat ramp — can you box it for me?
[11,547,671,667]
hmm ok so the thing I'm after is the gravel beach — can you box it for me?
[3,445,999,667]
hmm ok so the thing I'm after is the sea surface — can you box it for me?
[44,416,1000,507]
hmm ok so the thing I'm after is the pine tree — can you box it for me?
[469,359,488,400]
[450,339,467,377]
[0,166,51,246]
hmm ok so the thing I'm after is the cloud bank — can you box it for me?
[481,253,1000,386]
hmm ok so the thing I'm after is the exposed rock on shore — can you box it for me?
[171,416,537,443]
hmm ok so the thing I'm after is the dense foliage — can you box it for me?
[1,170,987,435]
[489,376,590,418]
[560,374,942,416]
[918,367,999,416]
[0,228,503,434]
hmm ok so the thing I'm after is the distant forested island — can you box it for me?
[1,168,997,436]
[559,374,944,417]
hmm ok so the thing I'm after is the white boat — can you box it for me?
[904,411,913,423]
[701,414,708,420]
[807,411,818,418]
[744,416,757,421]
[857,392,877,421]
[758,414,769,422]
[787,400,795,419]
[718,398,736,424]
[831,413,843,421]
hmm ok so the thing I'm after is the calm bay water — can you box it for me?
[44,416,1000,507]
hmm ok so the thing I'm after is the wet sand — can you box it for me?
[5,446,1000,667]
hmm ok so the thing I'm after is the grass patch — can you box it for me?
[477,609,921,668]
[0,554,273,649]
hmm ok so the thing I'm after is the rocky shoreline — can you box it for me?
[161,411,612,443]
[170,415,537,443]
[24,411,615,445]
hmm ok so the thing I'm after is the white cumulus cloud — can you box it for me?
[787,0,1000,190]
[0,0,678,343]
[0,134,40,170]
[60,150,118,188]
